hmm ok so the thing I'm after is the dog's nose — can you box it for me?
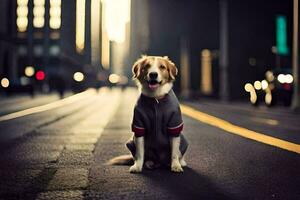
[149,72,158,79]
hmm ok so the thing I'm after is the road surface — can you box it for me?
[0,87,299,200]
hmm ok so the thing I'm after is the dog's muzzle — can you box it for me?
[147,72,161,90]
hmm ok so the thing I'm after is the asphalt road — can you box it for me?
[0,88,299,200]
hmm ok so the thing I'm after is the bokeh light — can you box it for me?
[1,78,10,88]
[254,81,262,90]
[36,70,45,80]
[108,74,120,84]
[25,66,35,77]
[73,72,85,82]
[261,80,268,90]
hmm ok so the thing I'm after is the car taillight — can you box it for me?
[282,83,291,90]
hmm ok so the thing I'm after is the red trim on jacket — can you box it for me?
[167,123,183,136]
[132,125,145,137]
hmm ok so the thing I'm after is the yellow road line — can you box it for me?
[0,89,97,122]
[180,104,300,155]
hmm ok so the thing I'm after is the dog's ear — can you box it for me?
[132,56,147,79]
[166,58,178,80]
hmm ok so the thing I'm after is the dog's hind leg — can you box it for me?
[129,136,144,173]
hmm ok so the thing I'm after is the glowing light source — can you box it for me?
[277,74,285,83]
[254,81,262,90]
[285,74,293,84]
[265,70,274,82]
[104,0,131,43]
[244,83,253,92]
[36,70,45,81]
[244,83,257,105]
[25,66,35,77]
[261,80,268,90]
[33,0,45,28]
[16,0,29,32]
[1,78,10,88]
[108,74,120,84]
[73,72,85,82]
[265,93,272,105]
[277,74,293,84]
[76,0,86,53]
[50,0,61,29]
[201,49,212,95]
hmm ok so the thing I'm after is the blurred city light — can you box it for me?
[73,72,85,82]
[244,83,257,104]
[201,49,213,95]
[278,74,285,83]
[108,74,120,84]
[16,0,29,32]
[1,78,10,88]
[20,76,30,85]
[49,0,61,29]
[265,70,275,82]
[33,0,45,28]
[265,92,272,105]
[285,74,294,83]
[36,70,45,81]
[261,80,269,90]
[278,74,293,84]
[254,81,262,90]
[25,66,35,77]
[244,83,252,92]
[76,0,86,53]
[276,15,289,55]
[104,0,131,43]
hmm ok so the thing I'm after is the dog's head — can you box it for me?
[132,55,178,92]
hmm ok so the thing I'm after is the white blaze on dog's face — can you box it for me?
[132,56,178,97]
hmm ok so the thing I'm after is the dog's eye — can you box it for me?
[160,65,166,70]
[144,64,150,68]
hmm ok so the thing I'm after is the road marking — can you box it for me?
[180,104,300,155]
[0,89,97,122]
[251,117,279,126]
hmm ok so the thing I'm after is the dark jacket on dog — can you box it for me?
[126,89,188,166]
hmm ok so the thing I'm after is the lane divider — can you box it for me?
[0,89,97,122]
[180,104,300,155]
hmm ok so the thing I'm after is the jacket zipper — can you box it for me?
[154,99,159,138]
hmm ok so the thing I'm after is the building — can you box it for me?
[1,0,295,100]
[130,0,294,100]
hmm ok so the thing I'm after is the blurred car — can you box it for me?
[244,68,293,107]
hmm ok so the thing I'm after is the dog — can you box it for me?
[108,55,188,173]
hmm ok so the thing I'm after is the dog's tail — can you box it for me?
[106,155,134,165]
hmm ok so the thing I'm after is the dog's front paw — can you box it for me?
[171,160,183,173]
[129,163,143,173]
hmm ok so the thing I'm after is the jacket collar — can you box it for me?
[140,90,171,104]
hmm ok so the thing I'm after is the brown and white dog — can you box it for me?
[109,56,188,173]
